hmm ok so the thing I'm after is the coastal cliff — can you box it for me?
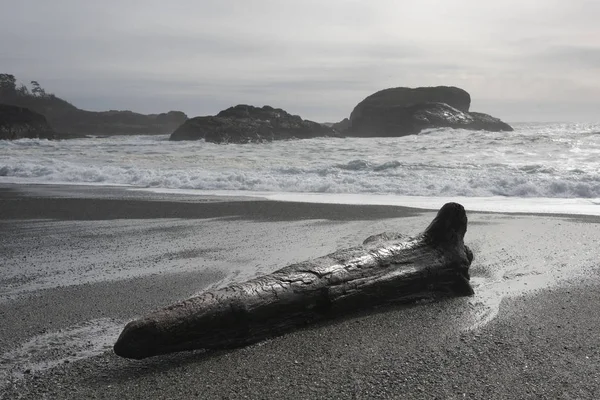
[0,104,56,140]
[0,74,188,135]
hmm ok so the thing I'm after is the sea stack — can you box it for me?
[340,86,513,137]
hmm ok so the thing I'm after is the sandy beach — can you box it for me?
[1,184,600,399]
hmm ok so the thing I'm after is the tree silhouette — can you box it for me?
[17,83,30,97]
[0,74,17,98]
[31,80,46,97]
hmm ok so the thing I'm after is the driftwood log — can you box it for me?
[114,202,474,359]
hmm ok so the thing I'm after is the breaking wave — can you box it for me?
[1,123,599,199]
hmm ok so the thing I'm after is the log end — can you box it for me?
[422,203,474,297]
[423,202,468,245]
[450,273,475,296]
[113,319,159,360]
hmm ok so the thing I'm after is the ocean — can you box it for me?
[1,121,599,214]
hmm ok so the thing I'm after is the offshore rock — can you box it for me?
[114,202,474,359]
[351,86,472,122]
[345,86,512,137]
[348,102,513,137]
[169,105,337,143]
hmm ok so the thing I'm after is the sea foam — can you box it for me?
[1,123,599,201]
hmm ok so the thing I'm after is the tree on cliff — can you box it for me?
[17,84,30,96]
[30,81,47,97]
[0,74,17,98]
[0,74,51,99]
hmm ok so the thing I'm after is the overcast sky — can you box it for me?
[2,0,599,122]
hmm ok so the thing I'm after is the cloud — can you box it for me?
[536,46,600,69]
[1,0,599,121]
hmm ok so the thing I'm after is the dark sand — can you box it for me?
[1,184,599,399]
[0,184,424,221]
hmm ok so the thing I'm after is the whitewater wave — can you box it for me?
[2,156,599,198]
[1,123,599,199]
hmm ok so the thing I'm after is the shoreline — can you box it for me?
[1,184,600,398]
[0,183,424,221]
[2,182,600,220]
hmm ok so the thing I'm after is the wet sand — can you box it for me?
[1,184,600,399]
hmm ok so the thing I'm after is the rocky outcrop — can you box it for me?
[345,86,512,137]
[348,102,513,136]
[0,104,56,140]
[170,105,337,143]
[331,118,350,133]
[468,112,514,131]
[350,86,471,122]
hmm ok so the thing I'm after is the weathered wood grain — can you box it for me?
[114,202,473,359]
